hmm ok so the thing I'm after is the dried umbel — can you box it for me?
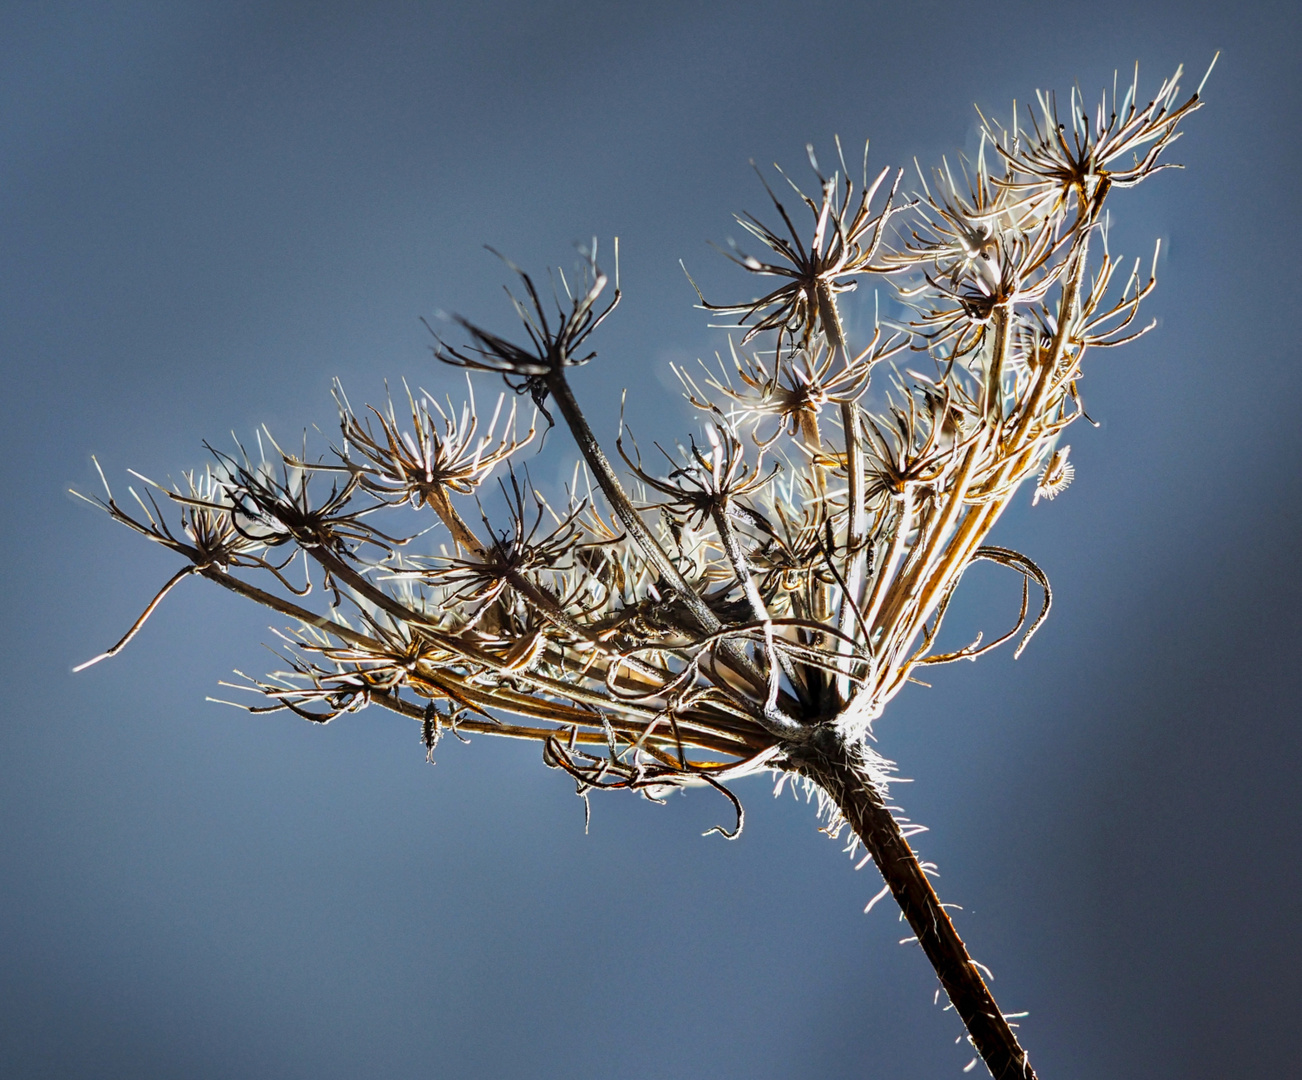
[76,61,1213,1078]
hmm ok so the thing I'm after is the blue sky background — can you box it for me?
[2,2,1299,1077]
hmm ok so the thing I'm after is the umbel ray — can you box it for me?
[76,59,1213,1079]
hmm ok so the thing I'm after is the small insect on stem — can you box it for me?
[1033,445,1074,506]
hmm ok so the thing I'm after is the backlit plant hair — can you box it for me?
[76,60,1213,1078]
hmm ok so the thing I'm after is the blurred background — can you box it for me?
[2,2,1298,1077]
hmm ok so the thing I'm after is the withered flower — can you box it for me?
[76,62,1212,1080]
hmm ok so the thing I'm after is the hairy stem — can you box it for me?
[791,730,1037,1080]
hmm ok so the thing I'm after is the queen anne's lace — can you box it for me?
[76,60,1213,1080]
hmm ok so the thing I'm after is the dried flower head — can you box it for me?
[75,60,1213,1080]
[684,141,905,352]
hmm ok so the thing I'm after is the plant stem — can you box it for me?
[815,283,870,706]
[427,484,669,687]
[790,729,1037,1080]
[546,371,719,633]
[545,368,803,738]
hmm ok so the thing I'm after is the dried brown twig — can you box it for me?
[76,60,1213,1079]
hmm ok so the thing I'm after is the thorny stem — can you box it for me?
[792,730,1036,1080]
[814,281,1033,1079]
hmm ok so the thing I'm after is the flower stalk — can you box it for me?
[791,729,1032,1079]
